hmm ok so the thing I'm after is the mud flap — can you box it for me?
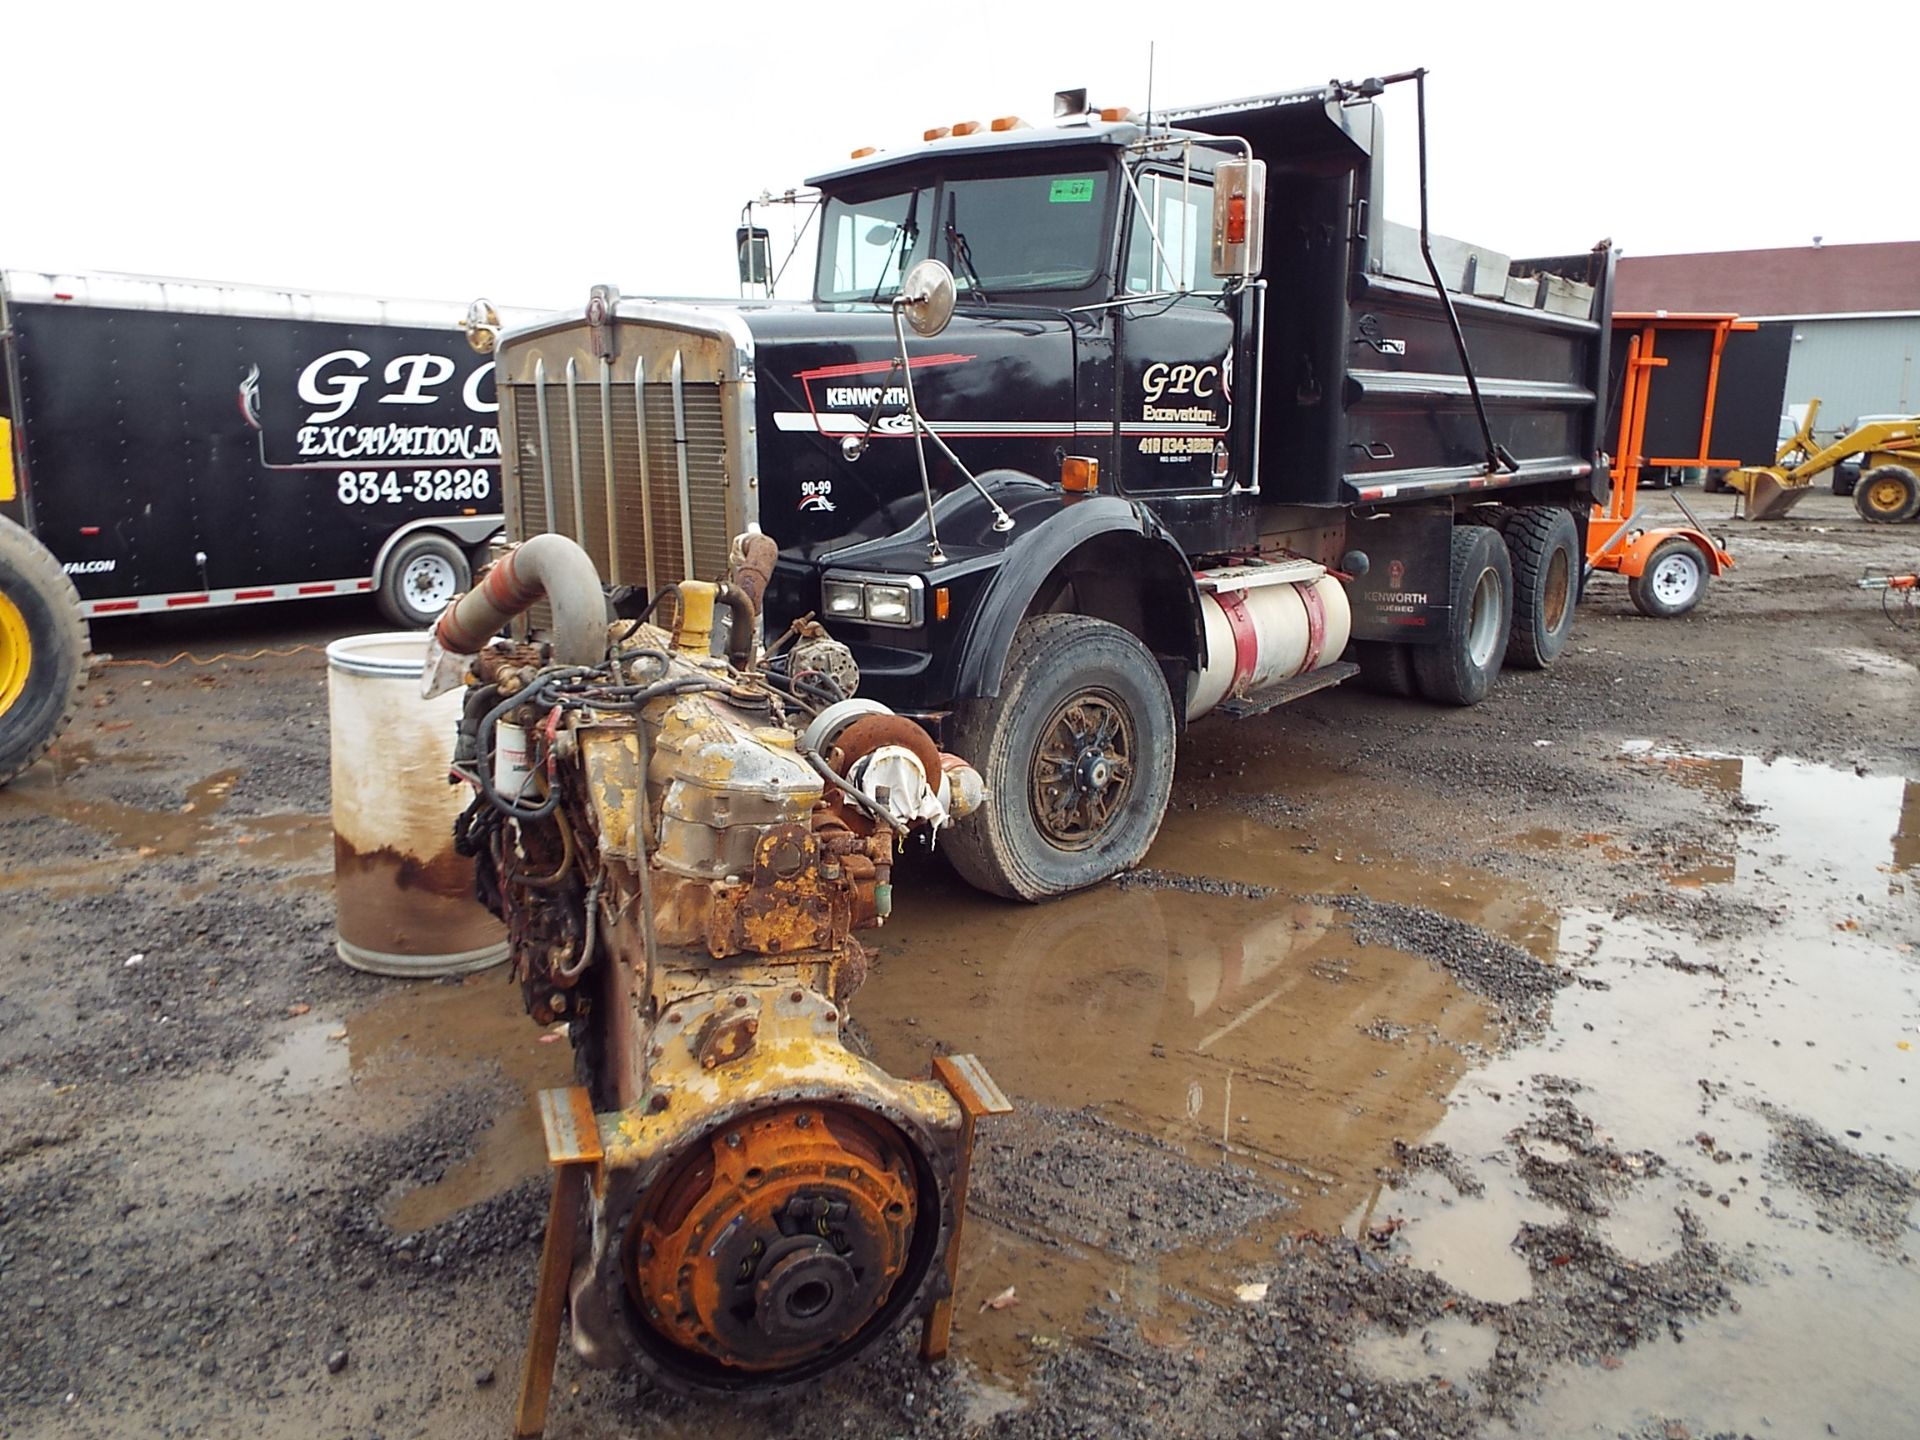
[1343,503,1455,644]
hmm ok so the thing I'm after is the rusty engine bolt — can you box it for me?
[734,995,749,1008]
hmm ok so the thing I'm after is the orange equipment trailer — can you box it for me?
[1588,313,1754,618]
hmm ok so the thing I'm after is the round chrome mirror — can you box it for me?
[898,260,956,338]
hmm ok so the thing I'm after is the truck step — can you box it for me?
[1215,661,1359,719]
[1194,557,1325,593]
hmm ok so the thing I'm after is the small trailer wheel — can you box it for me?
[1411,525,1513,707]
[378,531,472,629]
[1627,537,1709,618]
[943,614,1175,901]
[1502,506,1580,669]
[1855,466,1920,524]
[0,516,91,787]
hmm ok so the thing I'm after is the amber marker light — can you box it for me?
[989,116,1029,132]
[933,587,951,621]
[951,120,984,136]
[850,146,878,159]
[923,126,951,141]
[1061,456,1099,493]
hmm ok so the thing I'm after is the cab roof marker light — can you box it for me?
[989,116,1030,133]
[1099,106,1135,123]
[850,146,878,159]
[950,120,984,137]
[923,126,952,142]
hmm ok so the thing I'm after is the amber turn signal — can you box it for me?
[933,586,951,621]
[1061,456,1099,493]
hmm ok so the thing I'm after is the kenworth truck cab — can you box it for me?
[485,75,1613,899]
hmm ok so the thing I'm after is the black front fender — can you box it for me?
[952,493,1205,701]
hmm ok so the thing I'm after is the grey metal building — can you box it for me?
[1616,241,1920,445]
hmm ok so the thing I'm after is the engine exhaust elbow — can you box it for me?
[428,533,608,690]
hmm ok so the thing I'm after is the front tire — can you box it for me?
[1503,506,1580,670]
[378,531,471,629]
[943,614,1176,901]
[1628,536,1708,617]
[1411,525,1513,707]
[1855,466,1920,524]
[0,516,91,787]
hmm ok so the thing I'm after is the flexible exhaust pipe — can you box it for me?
[422,533,607,696]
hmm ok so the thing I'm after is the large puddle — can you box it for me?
[857,743,1920,1430]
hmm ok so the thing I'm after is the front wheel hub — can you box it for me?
[1032,692,1135,849]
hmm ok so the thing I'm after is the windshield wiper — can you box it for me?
[945,193,989,303]
[868,188,922,305]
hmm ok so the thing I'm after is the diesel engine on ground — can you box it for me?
[424,531,998,1398]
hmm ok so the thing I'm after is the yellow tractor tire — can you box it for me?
[0,515,91,786]
[1855,466,1920,525]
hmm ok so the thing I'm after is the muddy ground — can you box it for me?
[3,488,1917,1440]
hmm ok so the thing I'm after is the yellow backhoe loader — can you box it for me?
[1729,401,1920,521]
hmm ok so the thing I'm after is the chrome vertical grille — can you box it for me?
[500,318,751,610]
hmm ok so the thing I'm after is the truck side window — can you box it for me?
[1124,173,1210,295]
[820,189,930,301]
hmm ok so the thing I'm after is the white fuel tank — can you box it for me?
[1186,569,1352,720]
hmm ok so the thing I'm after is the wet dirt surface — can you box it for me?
[3,491,1918,1439]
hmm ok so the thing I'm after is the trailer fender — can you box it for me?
[952,494,1204,702]
[1615,527,1730,578]
[369,513,506,592]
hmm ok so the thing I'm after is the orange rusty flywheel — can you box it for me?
[626,1103,921,1374]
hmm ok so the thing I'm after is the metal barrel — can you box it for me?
[325,632,506,977]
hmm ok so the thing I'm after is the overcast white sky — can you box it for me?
[9,1,1911,310]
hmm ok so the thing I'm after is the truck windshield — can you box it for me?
[816,167,1111,303]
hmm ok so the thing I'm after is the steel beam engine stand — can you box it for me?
[423,533,1007,1436]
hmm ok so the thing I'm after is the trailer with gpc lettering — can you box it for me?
[0,269,527,784]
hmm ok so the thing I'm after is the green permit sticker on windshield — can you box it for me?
[1049,177,1096,204]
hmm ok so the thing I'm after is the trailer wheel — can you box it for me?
[1503,506,1580,669]
[378,531,471,628]
[0,516,91,787]
[1411,526,1512,707]
[1627,537,1708,618]
[1351,640,1417,697]
[1855,466,1920,524]
[943,614,1175,901]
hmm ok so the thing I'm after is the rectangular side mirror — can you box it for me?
[736,226,773,287]
[1210,159,1267,279]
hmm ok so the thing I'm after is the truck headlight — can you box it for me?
[823,580,867,619]
[820,572,924,627]
[864,584,914,625]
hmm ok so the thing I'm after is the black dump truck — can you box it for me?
[484,75,1615,899]
[0,269,525,783]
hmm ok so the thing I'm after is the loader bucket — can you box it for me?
[1731,467,1812,521]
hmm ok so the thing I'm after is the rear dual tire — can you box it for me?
[1410,525,1514,707]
